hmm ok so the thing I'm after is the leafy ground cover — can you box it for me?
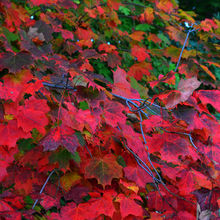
[0,0,219,219]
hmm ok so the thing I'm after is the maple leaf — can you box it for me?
[127,62,153,81]
[60,172,81,191]
[64,186,90,204]
[166,26,187,45]
[178,63,199,78]
[0,120,31,148]
[131,45,151,62]
[107,52,122,68]
[177,169,212,195]
[59,190,116,219]
[104,100,127,128]
[65,102,100,133]
[0,82,20,102]
[120,123,147,162]
[112,66,139,99]
[139,7,154,24]
[116,193,143,218]
[124,165,153,188]
[163,45,181,62]
[158,77,201,109]
[30,0,58,6]
[40,127,79,154]
[129,31,145,41]
[142,115,170,133]
[156,0,174,14]
[98,43,117,53]
[193,188,220,213]
[40,194,59,210]
[0,51,33,73]
[200,19,218,32]
[0,160,8,182]
[149,71,176,88]
[148,33,162,44]
[85,154,123,187]
[195,90,220,112]
[147,133,190,163]
[200,64,216,80]
[17,97,50,135]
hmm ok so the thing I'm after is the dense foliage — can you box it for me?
[0,0,219,219]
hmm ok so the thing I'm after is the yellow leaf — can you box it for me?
[60,172,81,191]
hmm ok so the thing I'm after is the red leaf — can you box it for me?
[41,127,79,154]
[104,100,127,128]
[127,62,152,81]
[0,82,20,102]
[131,45,150,62]
[156,0,174,14]
[149,71,176,88]
[17,97,50,134]
[157,77,201,108]
[40,194,59,210]
[0,120,31,148]
[98,43,117,53]
[147,133,190,163]
[112,66,139,99]
[195,90,220,112]
[116,193,143,218]
[60,190,116,219]
[124,165,153,188]
[177,169,212,195]
[200,19,218,32]
[0,160,8,182]
[64,186,90,204]
[85,154,123,187]
[177,211,195,219]
[30,0,58,6]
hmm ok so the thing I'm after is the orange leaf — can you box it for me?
[200,64,216,80]
[139,7,154,24]
[129,31,145,41]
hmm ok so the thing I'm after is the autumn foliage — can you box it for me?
[0,0,220,219]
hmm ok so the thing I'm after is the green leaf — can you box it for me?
[117,155,126,167]
[24,195,34,209]
[158,32,170,45]
[119,6,131,16]
[75,131,86,146]
[73,151,81,164]
[17,138,35,152]
[174,73,180,90]
[135,24,154,32]
[130,77,148,99]
[3,27,19,42]
[72,0,80,4]
[49,149,74,168]
[79,101,89,110]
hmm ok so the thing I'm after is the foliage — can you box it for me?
[0,0,219,219]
